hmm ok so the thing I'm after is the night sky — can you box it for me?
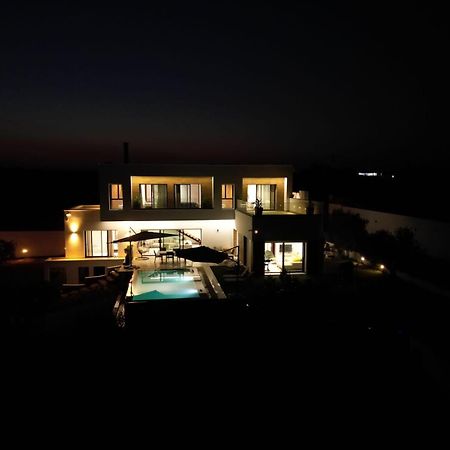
[1,2,448,170]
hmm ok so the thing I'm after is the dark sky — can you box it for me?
[1,2,448,170]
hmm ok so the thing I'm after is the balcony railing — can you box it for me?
[236,198,323,215]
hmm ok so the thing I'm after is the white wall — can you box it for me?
[330,204,450,260]
[64,207,236,257]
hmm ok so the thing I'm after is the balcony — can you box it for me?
[236,198,323,216]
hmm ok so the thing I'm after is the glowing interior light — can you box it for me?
[22,248,28,254]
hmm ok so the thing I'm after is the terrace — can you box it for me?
[236,198,323,216]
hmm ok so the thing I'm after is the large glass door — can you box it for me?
[264,241,305,274]
[247,184,276,210]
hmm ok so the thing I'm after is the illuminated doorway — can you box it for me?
[264,241,305,274]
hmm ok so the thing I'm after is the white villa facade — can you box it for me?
[45,163,324,284]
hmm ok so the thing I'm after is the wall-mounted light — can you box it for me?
[21,248,29,254]
[69,223,79,233]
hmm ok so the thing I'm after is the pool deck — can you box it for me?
[125,256,227,300]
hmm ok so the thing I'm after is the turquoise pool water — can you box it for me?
[131,268,202,301]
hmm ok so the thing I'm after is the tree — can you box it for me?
[0,239,15,263]
[326,209,368,251]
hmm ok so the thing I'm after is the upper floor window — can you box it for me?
[221,184,234,209]
[174,184,201,208]
[139,184,168,209]
[109,184,123,210]
[85,230,117,257]
[247,184,276,210]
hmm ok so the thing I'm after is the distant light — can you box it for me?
[360,256,365,261]
[380,264,385,270]
[22,248,28,254]
[358,172,379,177]
[391,175,395,179]
[254,229,259,234]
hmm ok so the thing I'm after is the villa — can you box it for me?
[45,161,324,284]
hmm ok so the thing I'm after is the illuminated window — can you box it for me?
[109,184,123,210]
[247,184,276,210]
[264,241,305,274]
[139,184,167,208]
[221,184,234,209]
[85,230,117,257]
[174,184,202,208]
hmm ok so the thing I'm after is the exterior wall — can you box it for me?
[64,206,235,257]
[330,203,450,260]
[0,231,64,257]
[99,164,294,221]
[235,209,254,268]
[64,207,117,259]
[45,258,122,284]
[130,175,213,209]
[235,210,324,275]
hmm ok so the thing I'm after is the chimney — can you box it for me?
[123,142,129,164]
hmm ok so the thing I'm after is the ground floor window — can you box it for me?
[78,266,89,283]
[139,229,202,252]
[93,266,106,276]
[85,230,117,257]
[49,267,67,284]
[264,241,305,274]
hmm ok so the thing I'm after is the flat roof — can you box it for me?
[66,205,100,211]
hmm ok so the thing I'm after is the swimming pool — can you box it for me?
[127,267,209,301]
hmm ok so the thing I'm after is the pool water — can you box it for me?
[130,268,204,301]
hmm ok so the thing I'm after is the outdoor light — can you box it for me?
[65,212,72,221]
[380,264,385,270]
[254,229,259,234]
[360,256,365,261]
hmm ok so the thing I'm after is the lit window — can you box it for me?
[174,184,202,208]
[109,184,123,210]
[221,184,234,209]
[85,230,117,257]
[139,184,167,208]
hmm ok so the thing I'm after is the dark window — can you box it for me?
[49,268,67,284]
[78,267,90,283]
[93,266,106,276]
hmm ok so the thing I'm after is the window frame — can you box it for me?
[221,184,235,209]
[109,183,123,210]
